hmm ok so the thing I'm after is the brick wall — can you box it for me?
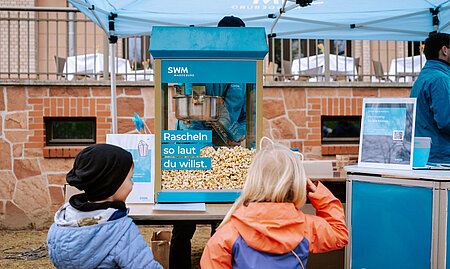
[0,84,410,228]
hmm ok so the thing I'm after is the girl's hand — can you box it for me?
[306,178,317,195]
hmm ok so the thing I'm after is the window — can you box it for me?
[45,117,96,146]
[321,116,361,144]
[408,41,424,57]
[123,36,153,70]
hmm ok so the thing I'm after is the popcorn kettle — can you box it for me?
[173,84,223,127]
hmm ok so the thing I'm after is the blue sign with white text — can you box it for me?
[363,107,406,136]
[162,144,204,157]
[161,157,211,170]
[162,130,212,143]
[161,60,256,83]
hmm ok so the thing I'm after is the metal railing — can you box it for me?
[266,38,425,83]
[0,6,425,83]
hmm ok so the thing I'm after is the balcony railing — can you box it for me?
[0,6,425,84]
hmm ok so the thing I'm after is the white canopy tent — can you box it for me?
[68,0,450,132]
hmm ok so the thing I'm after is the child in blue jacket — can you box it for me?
[47,144,162,269]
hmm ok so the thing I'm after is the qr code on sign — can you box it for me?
[393,130,404,140]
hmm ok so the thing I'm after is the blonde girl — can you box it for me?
[200,139,348,269]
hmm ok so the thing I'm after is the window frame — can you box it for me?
[45,117,96,146]
[321,115,361,144]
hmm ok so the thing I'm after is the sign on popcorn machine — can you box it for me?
[150,26,268,202]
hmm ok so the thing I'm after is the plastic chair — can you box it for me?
[266,62,279,81]
[54,56,66,79]
[372,60,391,82]
[282,60,293,81]
[354,57,363,81]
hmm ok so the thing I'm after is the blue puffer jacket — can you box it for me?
[410,60,450,163]
[47,203,162,269]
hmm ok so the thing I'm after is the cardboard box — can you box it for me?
[151,231,172,269]
[64,184,83,203]
[302,160,334,179]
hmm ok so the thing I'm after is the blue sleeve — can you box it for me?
[114,222,163,269]
[430,77,450,134]
[218,83,246,141]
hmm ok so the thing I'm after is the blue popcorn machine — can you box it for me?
[150,26,268,203]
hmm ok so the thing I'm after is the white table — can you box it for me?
[388,54,426,82]
[63,53,133,80]
[291,54,357,81]
[125,69,154,81]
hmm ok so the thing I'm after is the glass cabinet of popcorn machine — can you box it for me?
[150,26,268,202]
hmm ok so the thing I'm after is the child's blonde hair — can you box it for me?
[220,138,307,226]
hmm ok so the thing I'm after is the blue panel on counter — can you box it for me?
[352,181,432,269]
[447,190,450,269]
[156,191,240,203]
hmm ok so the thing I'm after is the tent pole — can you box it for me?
[110,42,117,134]
[270,0,288,36]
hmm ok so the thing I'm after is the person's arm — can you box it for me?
[200,223,239,269]
[303,180,349,253]
[114,222,163,269]
[430,78,450,135]
[219,83,246,143]
[237,90,246,131]
[229,102,246,145]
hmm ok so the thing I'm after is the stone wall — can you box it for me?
[262,86,411,159]
[0,84,410,229]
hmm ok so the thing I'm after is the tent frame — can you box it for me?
[68,0,450,134]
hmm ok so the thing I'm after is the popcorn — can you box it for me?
[162,146,255,190]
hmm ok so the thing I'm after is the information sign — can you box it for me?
[161,130,212,170]
[358,98,416,170]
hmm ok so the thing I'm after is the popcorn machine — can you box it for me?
[150,26,268,202]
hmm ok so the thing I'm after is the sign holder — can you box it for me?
[358,97,417,170]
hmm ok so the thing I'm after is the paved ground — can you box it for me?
[0,225,211,269]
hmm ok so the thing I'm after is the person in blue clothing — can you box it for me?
[177,82,247,146]
[410,33,450,164]
[47,144,162,269]
[169,15,247,269]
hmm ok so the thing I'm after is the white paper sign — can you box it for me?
[153,203,206,211]
[107,134,155,203]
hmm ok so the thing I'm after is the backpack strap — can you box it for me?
[290,250,305,269]
[222,83,231,98]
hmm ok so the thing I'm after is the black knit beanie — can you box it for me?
[218,16,245,27]
[66,144,133,202]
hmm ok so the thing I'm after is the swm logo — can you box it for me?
[168,67,189,74]
[252,0,280,3]
[167,66,194,77]
[232,0,281,10]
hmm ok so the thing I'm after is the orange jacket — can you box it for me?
[200,182,348,268]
